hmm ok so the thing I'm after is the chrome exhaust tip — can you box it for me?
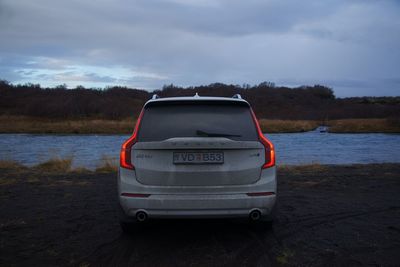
[249,210,261,221]
[136,211,148,222]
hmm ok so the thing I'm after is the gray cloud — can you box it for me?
[0,0,399,96]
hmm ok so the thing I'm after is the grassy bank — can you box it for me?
[327,118,400,133]
[1,158,397,176]
[259,119,319,133]
[0,116,135,134]
[0,116,399,134]
[0,156,118,176]
[0,157,345,175]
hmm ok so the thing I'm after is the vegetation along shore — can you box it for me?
[1,80,399,134]
[0,116,399,134]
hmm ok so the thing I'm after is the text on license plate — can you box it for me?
[173,151,224,164]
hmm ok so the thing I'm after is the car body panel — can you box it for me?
[118,95,277,222]
[133,137,265,186]
[119,166,276,219]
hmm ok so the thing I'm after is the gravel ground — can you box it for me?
[1,164,399,267]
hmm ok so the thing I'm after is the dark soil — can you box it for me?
[1,164,400,266]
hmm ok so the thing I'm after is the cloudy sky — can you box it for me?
[0,0,399,96]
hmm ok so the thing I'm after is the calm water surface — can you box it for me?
[1,131,399,169]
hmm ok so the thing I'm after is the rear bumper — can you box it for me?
[118,166,277,220]
[119,193,276,219]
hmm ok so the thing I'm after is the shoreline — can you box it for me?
[0,116,399,134]
[1,158,399,174]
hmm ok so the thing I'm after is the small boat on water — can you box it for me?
[316,126,328,133]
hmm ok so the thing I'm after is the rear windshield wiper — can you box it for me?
[196,130,241,138]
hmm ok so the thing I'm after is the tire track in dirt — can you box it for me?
[275,206,400,241]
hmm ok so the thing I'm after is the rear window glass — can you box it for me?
[137,102,258,142]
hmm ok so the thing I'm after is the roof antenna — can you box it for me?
[152,94,159,100]
[194,92,200,98]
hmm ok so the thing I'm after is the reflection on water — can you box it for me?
[0,131,399,169]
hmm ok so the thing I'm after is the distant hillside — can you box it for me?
[0,80,399,120]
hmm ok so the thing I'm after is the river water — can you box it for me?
[1,131,399,169]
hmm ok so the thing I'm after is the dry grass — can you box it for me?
[260,119,319,133]
[0,115,136,134]
[0,156,115,188]
[278,163,329,173]
[0,155,118,174]
[95,155,118,173]
[327,118,400,133]
[0,159,25,169]
[1,115,399,134]
[70,167,91,173]
[34,156,73,172]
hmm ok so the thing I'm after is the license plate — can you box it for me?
[173,151,224,164]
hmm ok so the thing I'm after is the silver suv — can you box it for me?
[118,94,276,230]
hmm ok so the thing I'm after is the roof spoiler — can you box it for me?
[151,93,243,100]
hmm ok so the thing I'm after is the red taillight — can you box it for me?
[250,109,275,169]
[120,109,144,170]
